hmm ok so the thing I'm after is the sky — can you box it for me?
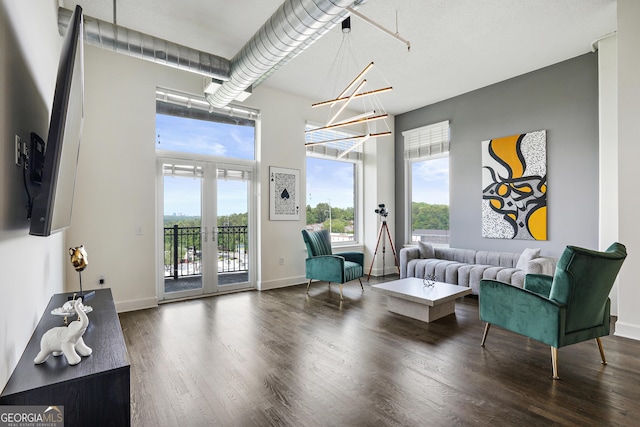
[157,113,449,217]
[157,114,252,217]
[306,157,354,209]
[412,157,449,205]
[163,176,247,217]
[156,114,254,159]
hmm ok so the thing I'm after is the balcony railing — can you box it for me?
[164,225,248,279]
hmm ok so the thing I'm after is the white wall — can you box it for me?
[70,42,394,308]
[248,86,395,285]
[363,123,396,277]
[615,0,640,341]
[597,34,619,315]
[0,0,65,390]
[243,86,326,290]
[65,46,203,312]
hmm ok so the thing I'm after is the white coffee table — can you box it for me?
[372,277,472,323]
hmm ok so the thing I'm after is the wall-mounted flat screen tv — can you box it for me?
[30,5,84,236]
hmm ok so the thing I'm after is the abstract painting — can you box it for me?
[270,166,300,220]
[481,130,547,240]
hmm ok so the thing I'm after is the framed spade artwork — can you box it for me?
[269,166,300,220]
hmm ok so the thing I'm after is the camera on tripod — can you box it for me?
[375,203,389,218]
[368,203,398,280]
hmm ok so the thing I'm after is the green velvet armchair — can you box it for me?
[479,242,627,379]
[301,229,364,300]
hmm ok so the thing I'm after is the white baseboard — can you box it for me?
[614,321,640,342]
[368,265,399,277]
[259,275,306,291]
[115,296,158,313]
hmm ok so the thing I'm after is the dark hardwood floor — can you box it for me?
[119,277,640,426]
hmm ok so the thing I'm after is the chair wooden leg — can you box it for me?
[339,284,344,300]
[596,337,607,365]
[306,279,312,294]
[551,347,559,380]
[481,323,490,347]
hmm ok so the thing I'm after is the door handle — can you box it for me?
[200,228,208,243]
[212,227,218,242]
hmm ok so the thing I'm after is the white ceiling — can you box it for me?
[62,0,617,115]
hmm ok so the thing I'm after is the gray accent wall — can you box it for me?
[395,53,599,259]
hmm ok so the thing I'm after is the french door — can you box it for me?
[158,157,253,301]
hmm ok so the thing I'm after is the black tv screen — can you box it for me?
[30,5,84,236]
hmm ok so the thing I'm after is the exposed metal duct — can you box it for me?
[206,0,366,108]
[58,7,230,81]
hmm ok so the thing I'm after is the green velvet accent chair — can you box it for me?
[479,242,627,379]
[301,229,364,300]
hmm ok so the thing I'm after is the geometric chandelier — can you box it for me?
[305,18,393,159]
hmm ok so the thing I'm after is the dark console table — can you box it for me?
[0,288,130,426]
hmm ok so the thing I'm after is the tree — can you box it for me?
[306,203,354,227]
[324,218,349,233]
[411,202,449,230]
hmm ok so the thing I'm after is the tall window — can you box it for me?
[155,87,258,298]
[403,121,450,246]
[305,123,361,244]
[155,87,257,159]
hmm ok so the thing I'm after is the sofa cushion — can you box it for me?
[457,264,475,287]
[516,247,541,271]
[406,258,440,279]
[419,259,453,279]
[510,271,526,288]
[476,251,520,268]
[496,267,520,284]
[436,261,466,283]
[435,247,476,264]
[344,261,363,282]
[481,266,508,281]
[418,241,435,259]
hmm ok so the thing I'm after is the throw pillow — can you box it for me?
[516,247,541,271]
[417,241,435,259]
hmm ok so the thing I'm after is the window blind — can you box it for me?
[162,163,203,178]
[216,168,251,181]
[402,120,450,160]
[162,162,250,182]
[305,122,363,161]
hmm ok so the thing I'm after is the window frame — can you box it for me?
[404,153,450,245]
[305,122,363,246]
[154,87,260,300]
[402,121,450,245]
[155,86,259,160]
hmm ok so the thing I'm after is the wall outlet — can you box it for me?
[98,275,105,286]
[279,257,285,265]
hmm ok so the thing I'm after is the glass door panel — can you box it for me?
[159,160,253,301]
[162,163,205,299]
[216,167,251,290]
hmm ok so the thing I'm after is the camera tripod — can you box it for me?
[367,219,399,280]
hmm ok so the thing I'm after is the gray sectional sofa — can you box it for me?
[399,242,556,294]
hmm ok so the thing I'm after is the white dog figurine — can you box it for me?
[34,298,92,365]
